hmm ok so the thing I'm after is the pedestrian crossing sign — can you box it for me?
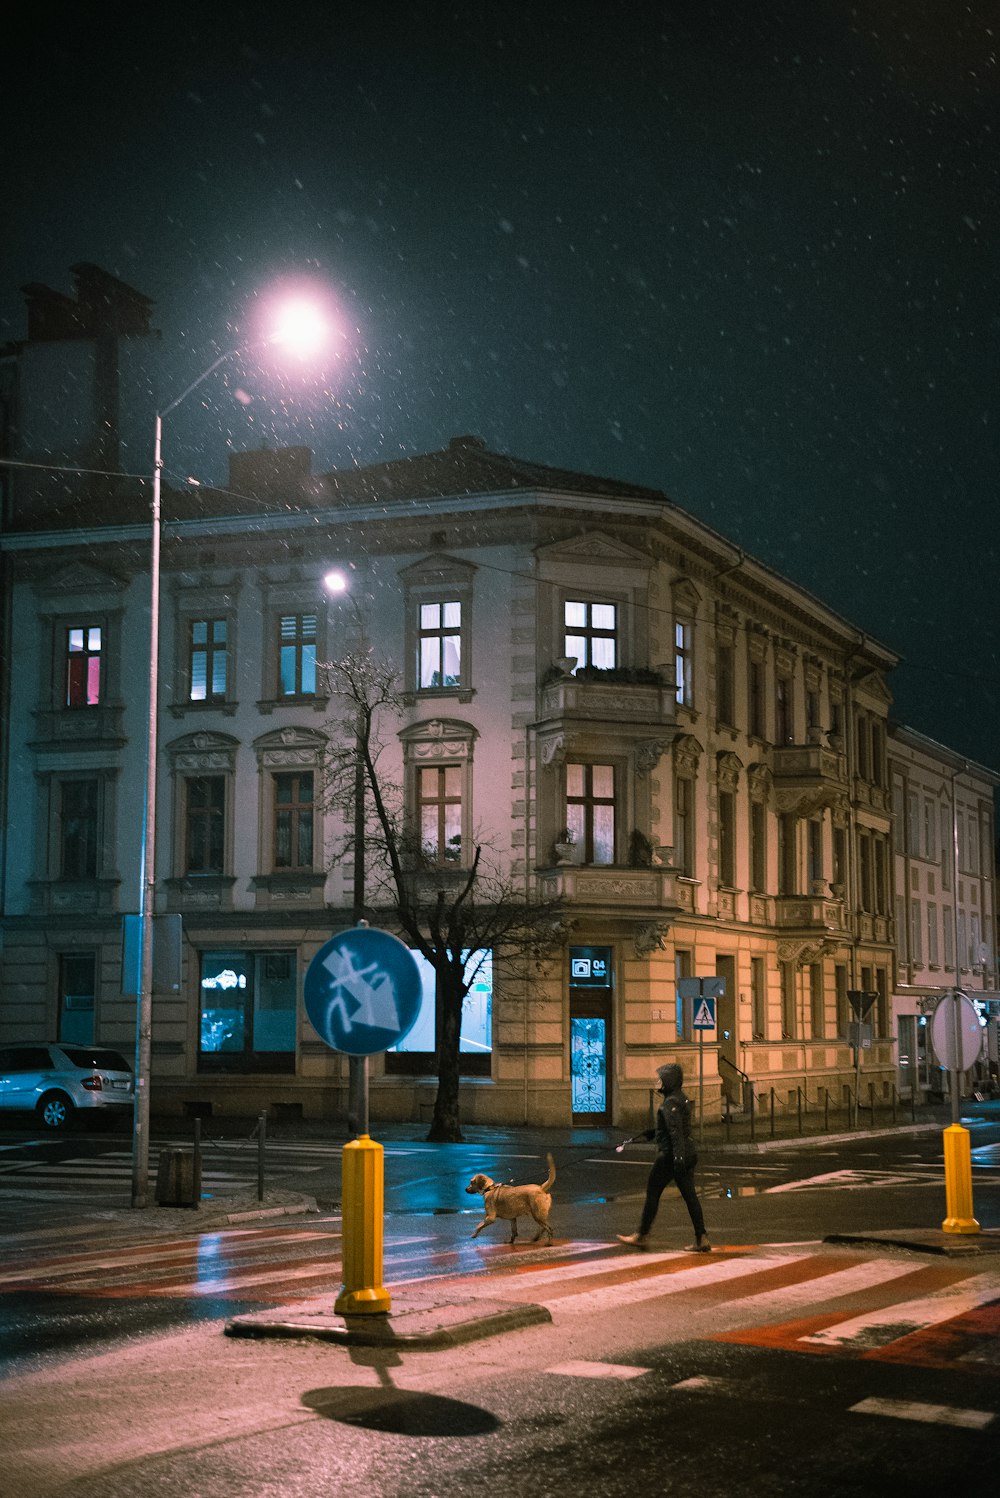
[693,996,716,1030]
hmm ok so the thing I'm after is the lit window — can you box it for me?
[418,602,461,688]
[198,950,296,1072]
[190,619,228,701]
[66,625,102,707]
[675,620,693,707]
[278,614,317,696]
[564,600,617,672]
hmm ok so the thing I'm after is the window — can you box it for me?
[718,790,736,887]
[189,618,228,702]
[806,688,820,735]
[60,779,99,878]
[418,765,463,864]
[566,763,615,864]
[923,798,936,860]
[58,952,96,1045]
[750,799,767,892]
[927,903,939,966]
[809,962,825,1038]
[419,602,461,688]
[856,715,870,780]
[780,962,797,1039]
[278,613,317,696]
[198,950,296,1073]
[751,956,767,1039]
[386,948,492,1076]
[775,675,793,744]
[875,969,889,1038]
[564,600,616,671]
[748,658,765,738]
[716,641,735,725]
[674,620,693,707]
[870,720,885,786]
[833,826,847,892]
[892,779,906,853]
[675,948,693,1040]
[674,773,694,876]
[186,776,225,874]
[808,819,823,890]
[907,791,920,857]
[858,832,873,912]
[273,771,314,870]
[910,899,923,964]
[778,814,797,895]
[835,964,849,1036]
[65,625,102,707]
[874,836,888,914]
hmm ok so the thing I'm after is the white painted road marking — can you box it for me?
[850,1397,994,1430]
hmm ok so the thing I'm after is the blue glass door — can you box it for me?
[571,1015,608,1119]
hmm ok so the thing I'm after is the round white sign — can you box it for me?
[929,991,983,1072]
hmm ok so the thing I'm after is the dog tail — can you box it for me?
[541,1152,556,1193]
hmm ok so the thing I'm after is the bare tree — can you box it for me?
[321,648,566,1142]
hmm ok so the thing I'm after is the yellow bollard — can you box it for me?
[335,1134,391,1314]
[941,1124,980,1234]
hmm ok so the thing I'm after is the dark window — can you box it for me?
[58,953,96,1045]
[748,658,765,738]
[675,775,694,876]
[751,956,767,1040]
[189,618,228,701]
[60,1045,131,1071]
[273,772,314,870]
[418,601,461,688]
[718,790,736,887]
[0,1046,54,1072]
[810,962,825,1038]
[186,776,225,874]
[675,948,693,1040]
[778,814,797,895]
[564,600,617,671]
[66,625,102,707]
[717,642,735,725]
[750,799,767,892]
[566,763,615,865]
[775,675,793,744]
[278,614,317,696]
[60,779,98,878]
[780,962,797,1039]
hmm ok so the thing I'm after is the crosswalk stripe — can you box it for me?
[800,1272,1000,1350]
[850,1397,994,1430]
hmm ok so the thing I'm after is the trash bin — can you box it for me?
[155,1147,201,1207]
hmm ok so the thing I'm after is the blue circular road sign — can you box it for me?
[304,926,423,1056]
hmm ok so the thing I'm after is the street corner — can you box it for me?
[224,1290,552,1349]
[823,1226,1000,1257]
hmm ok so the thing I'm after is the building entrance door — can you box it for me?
[569,945,613,1125]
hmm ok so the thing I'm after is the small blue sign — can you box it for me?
[304,926,423,1056]
[692,996,716,1030]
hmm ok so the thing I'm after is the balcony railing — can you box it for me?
[774,894,848,933]
[539,669,675,727]
[539,863,683,912]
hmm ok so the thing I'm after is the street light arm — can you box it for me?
[159,345,247,420]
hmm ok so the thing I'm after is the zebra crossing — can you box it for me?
[2,1213,997,1377]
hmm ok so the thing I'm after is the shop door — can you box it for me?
[569,945,613,1125]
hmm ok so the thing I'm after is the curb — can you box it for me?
[710,1122,944,1154]
[824,1227,1000,1257]
[225,1293,552,1348]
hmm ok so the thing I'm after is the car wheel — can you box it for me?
[38,1092,74,1131]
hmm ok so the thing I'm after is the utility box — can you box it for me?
[155,1148,201,1208]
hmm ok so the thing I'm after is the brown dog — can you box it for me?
[465,1153,556,1244]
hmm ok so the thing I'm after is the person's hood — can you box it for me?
[656,1063,684,1094]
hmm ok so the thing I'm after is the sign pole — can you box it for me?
[950,987,962,1126]
[698,1020,704,1143]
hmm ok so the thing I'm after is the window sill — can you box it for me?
[256,696,329,715]
[404,685,476,705]
[169,699,239,719]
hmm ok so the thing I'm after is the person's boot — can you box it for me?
[616,1232,648,1247]
[685,1234,711,1252]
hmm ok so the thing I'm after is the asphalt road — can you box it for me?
[1,1114,997,1498]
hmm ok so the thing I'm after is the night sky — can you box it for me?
[4,2,998,770]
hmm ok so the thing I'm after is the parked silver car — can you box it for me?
[0,1042,133,1130]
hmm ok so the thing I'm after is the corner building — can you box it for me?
[1,421,904,1128]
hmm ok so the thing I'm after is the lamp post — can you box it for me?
[132,310,330,1208]
[323,569,370,1137]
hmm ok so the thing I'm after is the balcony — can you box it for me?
[539,862,684,915]
[774,893,848,934]
[771,738,847,815]
[538,666,676,731]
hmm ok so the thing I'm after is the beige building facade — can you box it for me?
[889,724,999,1101]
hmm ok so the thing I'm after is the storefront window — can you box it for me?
[198,950,296,1072]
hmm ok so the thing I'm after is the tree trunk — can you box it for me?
[426,968,465,1141]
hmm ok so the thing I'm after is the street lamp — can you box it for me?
[323,569,370,1137]
[132,307,330,1208]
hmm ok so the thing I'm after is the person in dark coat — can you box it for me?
[616,1062,711,1251]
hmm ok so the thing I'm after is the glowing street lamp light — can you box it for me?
[132,301,329,1208]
